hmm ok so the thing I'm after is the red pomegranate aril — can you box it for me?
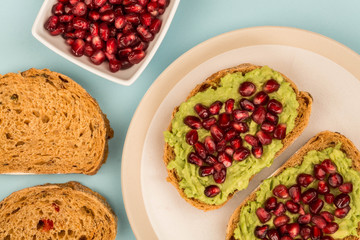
[229,137,241,150]
[267,229,280,240]
[209,101,223,115]
[73,17,89,30]
[83,43,94,56]
[324,193,335,204]
[298,204,305,215]
[137,25,154,42]
[89,22,99,36]
[52,3,64,16]
[253,91,270,105]
[118,48,132,57]
[311,215,327,229]
[105,38,117,55]
[298,214,311,225]
[201,117,216,130]
[244,134,260,147]
[140,12,153,26]
[273,185,289,199]
[128,50,145,64]
[279,224,288,236]
[233,147,250,161]
[194,142,207,159]
[119,58,133,69]
[265,197,278,212]
[328,173,343,188]
[149,18,162,34]
[204,185,220,198]
[339,182,353,193]
[239,82,256,96]
[202,136,215,154]
[213,168,226,184]
[273,124,287,140]
[300,226,311,240]
[64,4,73,13]
[256,207,271,223]
[105,52,116,61]
[232,121,249,133]
[287,223,300,238]
[239,99,255,112]
[72,2,87,16]
[71,38,85,56]
[101,10,115,22]
[187,152,203,166]
[297,173,315,187]
[224,99,235,113]
[334,193,350,208]
[254,225,269,239]
[216,139,226,152]
[267,99,283,114]
[184,116,201,129]
[92,36,104,49]
[45,16,59,31]
[334,206,351,218]
[74,29,86,39]
[320,211,334,223]
[232,110,249,122]
[99,23,110,41]
[265,112,279,125]
[147,2,159,16]
[224,146,234,157]
[218,152,232,168]
[125,13,141,25]
[279,235,292,240]
[264,79,280,93]
[225,129,237,141]
[185,130,198,145]
[194,104,210,119]
[88,10,100,21]
[323,222,339,234]
[286,200,300,213]
[123,0,137,5]
[65,38,75,45]
[320,159,337,174]
[109,59,121,72]
[261,122,275,133]
[205,155,217,165]
[59,14,74,22]
[252,106,267,124]
[99,3,113,13]
[309,198,324,214]
[273,215,290,227]
[133,41,148,51]
[124,3,143,13]
[158,0,169,7]
[85,33,92,42]
[314,164,327,180]
[311,226,322,240]
[301,188,318,204]
[210,125,224,142]
[288,185,301,203]
[138,0,149,6]
[199,166,215,177]
[272,202,285,216]
[64,32,76,39]
[50,24,65,35]
[256,131,272,145]
[217,113,230,129]
[317,180,329,195]
[90,50,106,65]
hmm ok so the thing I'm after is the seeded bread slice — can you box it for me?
[226,131,360,240]
[0,181,117,239]
[163,63,313,211]
[0,68,114,175]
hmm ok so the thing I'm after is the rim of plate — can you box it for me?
[121,26,360,239]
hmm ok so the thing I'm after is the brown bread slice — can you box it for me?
[0,181,117,239]
[0,68,114,175]
[226,131,360,240]
[163,63,313,211]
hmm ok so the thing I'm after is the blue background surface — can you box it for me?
[1,0,360,239]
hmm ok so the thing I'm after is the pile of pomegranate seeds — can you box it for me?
[254,159,353,240]
[183,79,289,198]
[44,0,169,72]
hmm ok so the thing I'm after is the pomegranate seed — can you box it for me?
[204,185,220,198]
[314,164,326,180]
[267,99,283,114]
[298,204,305,215]
[88,11,100,21]
[65,38,75,45]
[328,173,343,188]
[254,225,269,239]
[99,23,110,41]
[213,167,226,184]
[194,104,210,119]
[205,155,217,165]
[105,38,117,55]
[252,106,266,124]
[261,121,275,133]
[101,10,115,22]
[147,2,159,16]
[265,197,277,212]
[288,185,301,203]
[239,99,255,112]
[209,101,223,115]
[64,4,73,14]
[90,50,105,65]
[210,125,224,142]
[270,202,284,217]
[334,206,351,218]
[99,3,113,13]
[194,142,207,159]
[297,173,315,187]
[239,82,256,96]
[89,23,99,36]
[123,0,137,5]
[124,3,143,13]
[138,0,149,6]
[317,180,329,195]
[133,41,148,51]
[334,193,350,208]
[256,131,272,145]
[59,14,74,22]
[109,59,121,72]
[311,226,322,240]
[64,32,76,39]
[44,16,59,31]
[273,123,287,140]
[187,152,203,166]
[279,235,292,240]
[233,147,250,161]
[309,198,324,214]
[297,214,311,224]
[273,185,289,199]
[213,162,225,171]
[85,33,92,42]
[267,229,280,240]
[114,16,126,30]
[217,113,230,129]
[218,152,232,168]
[324,193,335,204]
[52,3,65,16]
[137,25,154,42]
[273,215,290,227]
[118,48,132,57]
[202,136,215,154]
[149,18,162,34]
[72,2,87,16]
[74,29,86,39]
[224,99,235,113]
[300,226,311,240]
[311,215,327,229]
[140,12,153,26]
[199,166,214,177]
[231,121,249,133]
[244,134,259,147]
[339,182,353,193]
[230,137,242,150]
[114,6,124,16]
[287,223,300,238]
[185,130,198,145]
[301,188,317,204]
[105,52,116,61]
[224,146,234,157]
[119,58,133,69]
[323,222,339,234]
[158,0,169,7]
[253,91,269,105]
[320,211,334,223]
[256,207,271,223]
[50,24,65,35]
[128,50,145,64]
[265,112,279,125]
[202,117,216,130]
[225,129,237,141]
[92,36,104,49]
[232,110,249,122]
[215,139,226,152]
[184,116,201,129]
[70,38,85,57]
[93,0,107,7]
[73,17,89,30]
[264,79,280,93]
[285,200,299,213]
[83,43,94,56]
[125,13,140,25]
[320,159,337,173]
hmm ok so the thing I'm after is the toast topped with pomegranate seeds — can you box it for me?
[0,68,113,175]
[0,181,117,239]
[226,131,360,240]
[163,63,312,211]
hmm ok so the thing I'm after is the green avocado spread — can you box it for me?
[163,66,299,205]
[234,145,360,240]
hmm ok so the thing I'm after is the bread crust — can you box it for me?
[226,131,360,240]
[0,68,114,175]
[163,63,313,211]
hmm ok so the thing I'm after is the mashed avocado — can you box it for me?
[234,145,360,239]
[164,66,299,205]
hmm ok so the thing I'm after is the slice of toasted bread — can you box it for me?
[163,63,312,211]
[0,181,117,239]
[226,131,360,240]
[0,68,114,175]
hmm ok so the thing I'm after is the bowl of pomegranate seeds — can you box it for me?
[32,0,180,85]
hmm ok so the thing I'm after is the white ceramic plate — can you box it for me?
[122,26,360,239]
[32,0,180,86]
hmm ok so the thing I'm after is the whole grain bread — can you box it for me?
[0,68,114,175]
[226,131,360,240]
[163,63,313,211]
[0,181,117,239]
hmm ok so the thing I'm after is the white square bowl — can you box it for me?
[32,0,180,86]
